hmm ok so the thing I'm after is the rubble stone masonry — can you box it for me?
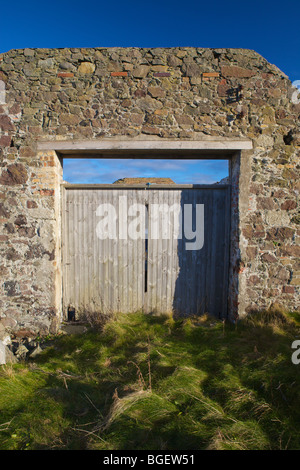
[0,47,299,336]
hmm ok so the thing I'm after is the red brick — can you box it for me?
[57,72,74,78]
[153,72,170,77]
[110,72,128,77]
[203,72,219,78]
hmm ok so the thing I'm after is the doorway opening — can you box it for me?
[37,138,253,322]
[61,156,231,319]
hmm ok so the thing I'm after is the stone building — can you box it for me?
[0,47,299,337]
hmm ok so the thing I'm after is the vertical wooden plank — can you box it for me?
[62,187,68,318]
[122,189,129,313]
[80,189,86,312]
[107,189,114,313]
[148,189,155,313]
[173,189,181,314]
[165,190,172,313]
[155,189,162,313]
[137,189,145,312]
[88,189,95,312]
[94,188,100,312]
[69,189,75,313]
[210,189,220,316]
[198,189,208,315]
[90,188,96,312]
[190,188,197,314]
[131,189,137,312]
[72,190,78,311]
[104,189,110,313]
[160,190,167,313]
[204,189,212,315]
[198,189,206,315]
[98,189,105,313]
[111,189,119,313]
[126,189,132,313]
[222,186,231,318]
[181,189,187,315]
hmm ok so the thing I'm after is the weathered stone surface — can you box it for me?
[0,163,28,185]
[29,344,43,358]
[0,114,15,131]
[261,253,277,263]
[281,199,297,210]
[27,200,38,209]
[0,342,17,365]
[38,58,54,69]
[0,203,10,218]
[147,86,166,99]
[0,317,17,329]
[78,62,95,74]
[266,227,295,241]
[3,281,20,297]
[183,63,202,77]
[132,65,150,78]
[0,135,12,146]
[15,344,29,359]
[221,65,256,78]
[217,79,230,97]
[24,48,35,57]
[0,342,5,365]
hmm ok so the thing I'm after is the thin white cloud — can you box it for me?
[63,158,228,184]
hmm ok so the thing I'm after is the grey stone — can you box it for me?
[15,344,29,359]
[0,341,5,365]
[5,346,18,364]
[59,61,76,71]
[38,58,54,69]
[24,48,35,57]
[29,345,43,358]
[0,317,17,329]
[0,341,17,365]
[132,65,150,78]
[0,332,11,345]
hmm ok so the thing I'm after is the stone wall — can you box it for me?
[0,47,299,336]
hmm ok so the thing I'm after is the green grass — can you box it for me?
[0,308,300,450]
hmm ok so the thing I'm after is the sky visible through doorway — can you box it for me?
[63,159,229,185]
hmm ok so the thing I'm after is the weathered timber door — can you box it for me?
[62,185,230,318]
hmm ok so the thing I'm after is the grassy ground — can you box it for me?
[0,308,300,450]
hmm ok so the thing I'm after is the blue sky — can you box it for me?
[63,159,229,184]
[1,0,299,80]
[1,0,299,183]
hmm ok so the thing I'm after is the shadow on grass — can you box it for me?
[1,311,300,450]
